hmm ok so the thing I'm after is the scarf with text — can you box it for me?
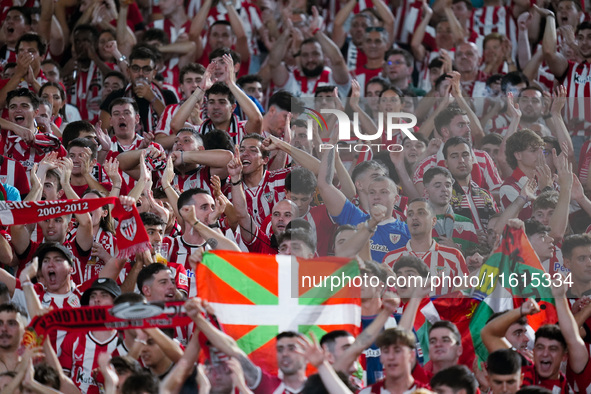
[0,197,150,258]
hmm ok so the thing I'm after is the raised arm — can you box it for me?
[180,205,241,251]
[536,5,568,78]
[227,147,256,242]
[552,281,589,373]
[222,54,262,134]
[481,299,540,353]
[317,140,347,217]
[171,64,213,133]
[410,0,433,64]
[546,151,572,242]
[310,7,350,86]
[331,0,356,49]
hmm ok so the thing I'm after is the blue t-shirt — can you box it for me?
[332,200,410,263]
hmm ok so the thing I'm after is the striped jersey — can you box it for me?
[59,331,123,394]
[384,240,468,296]
[499,167,535,220]
[0,155,30,197]
[154,103,181,143]
[277,67,350,98]
[198,114,248,146]
[163,235,210,297]
[470,6,517,48]
[413,148,502,193]
[146,19,192,86]
[223,168,290,227]
[560,60,591,137]
[84,228,117,282]
[156,166,212,195]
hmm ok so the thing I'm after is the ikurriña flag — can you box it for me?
[197,251,361,374]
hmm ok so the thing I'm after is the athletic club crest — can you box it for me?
[120,218,137,241]
[389,234,401,244]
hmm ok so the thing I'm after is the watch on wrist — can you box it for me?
[118,55,127,62]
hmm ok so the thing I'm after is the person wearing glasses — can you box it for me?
[383,48,426,96]
[100,46,178,137]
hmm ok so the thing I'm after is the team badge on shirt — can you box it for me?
[390,234,401,244]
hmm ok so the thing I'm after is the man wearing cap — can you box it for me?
[59,277,122,394]
[0,243,87,351]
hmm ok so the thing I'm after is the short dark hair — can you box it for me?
[67,137,98,160]
[129,46,157,64]
[480,133,503,147]
[487,310,528,326]
[7,7,30,24]
[434,105,467,135]
[562,234,591,260]
[0,302,26,316]
[443,136,472,159]
[104,70,126,85]
[532,190,559,212]
[366,76,390,92]
[209,47,241,65]
[237,74,263,88]
[209,20,233,33]
[241,133,269,159]
[320,330,353,353]
[378,86,404,99]
[202,129,232,151]
[177,188,211,211]
[286,168,317,195]
[524,218,551,238]
[315,85,337,96]
[16,33,47,56]
[109,97,139,115]
[384,48,413,67]
[137,263,172,295]
[268,90,296,113]
[277,227,317,253]
[120,371,159,394]
[487,348,522,375]
[535,324,566,349]
[376,327,415,349]
[429,321,462,344]
[431,365,478,394]
[501,71,529,93]
[110,356,143,376]
[302,371,358,394]
[518,85,544,98]
[392,255,430,278]
[206,82,236,105]
[140,211,166,227]
[576,20,591,35]
[143,28,169,45]
[179,63,206,84]
[7,88,39,110]
[276,331,301,341]
[423,166,453,186]
[62,120,96,150]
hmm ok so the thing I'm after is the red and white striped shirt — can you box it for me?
[106,135,164,190]
[393,0,423,46]
[156,166,212,195]
[59,331,123,394]
[0,155,30,197]
[155,103,181,142]
[413,148,502,193]
[384,240,468,296]
[499,167,536,220]
[277,67,349,98]
[84,228,117,282]
[470,6,517,48]
[163,235,209,298]
[146,19,192,86]
[223,168,290,227]
[198,114,248,146]
[67,61,113,123]
[578,140,591,185]
[0,129,67,173]
[561,60,591,137]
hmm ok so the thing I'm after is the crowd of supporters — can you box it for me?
[0,0,591,392]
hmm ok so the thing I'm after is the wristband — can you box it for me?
[149,95,157,104]
[118,55,127,62]
[312,28,320,36]
[193,220,200,227]
[22,281,33,288]
[231,178,242,186]
[163,185,172,191]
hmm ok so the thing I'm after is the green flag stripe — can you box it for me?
[298,325,328,340]
[202,254,278,304]
[236,326,278,354]
[299,261,359,305]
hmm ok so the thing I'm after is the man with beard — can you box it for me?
[0,303,25,374]
[515,87,551,135]
[268,8,350,98]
